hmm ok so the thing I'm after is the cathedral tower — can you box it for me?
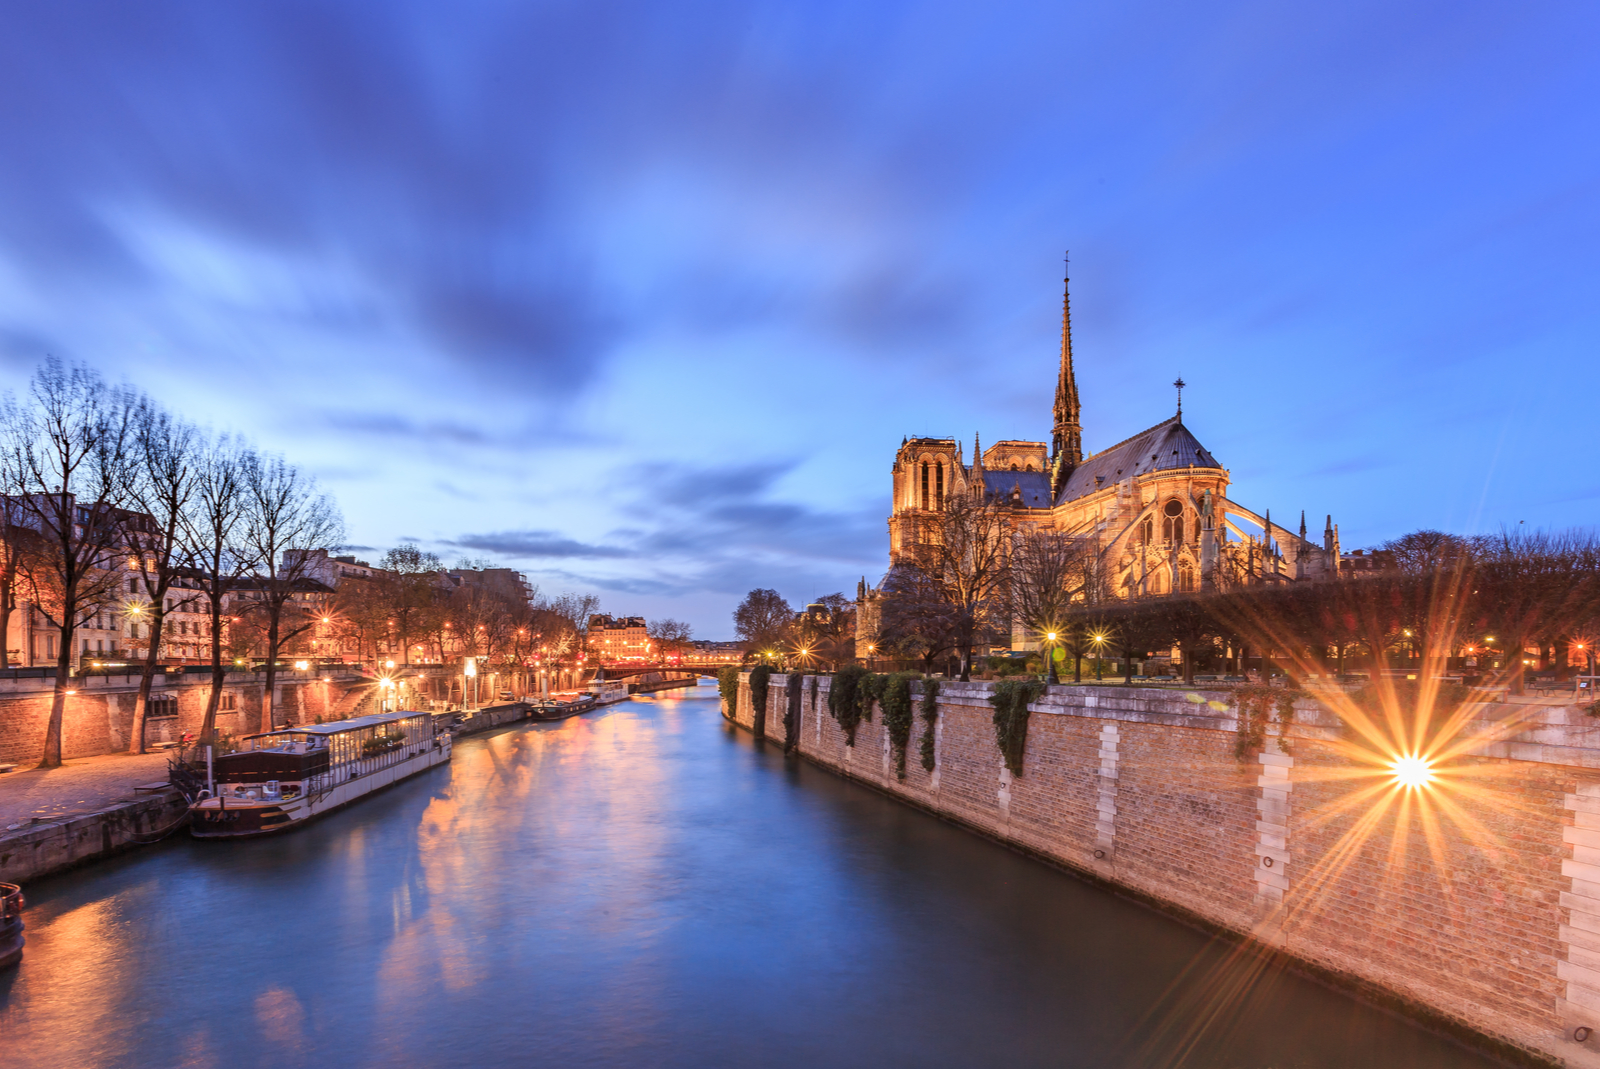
[1051,257,1083,487]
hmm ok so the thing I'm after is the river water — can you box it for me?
[0,685,1500,1068]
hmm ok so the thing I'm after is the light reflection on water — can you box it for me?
[0,686,1498,1068]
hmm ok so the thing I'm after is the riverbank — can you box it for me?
[1,688,1501,1069]
[729,673,1600,1069]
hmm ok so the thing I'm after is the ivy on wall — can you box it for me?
[880,673,919,780]
[829,664,869,745]
[749,664,772,739]
[784,672,803,753]
[717,666,740,721]
[990,679,1044,777]
[918,679,940,773]
[858,671,886,725]
[1232,684,1305,758]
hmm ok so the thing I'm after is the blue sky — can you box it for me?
[0,1,1596,636]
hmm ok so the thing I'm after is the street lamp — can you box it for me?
[1090,632,1108,681]
[1045,631,1059,685]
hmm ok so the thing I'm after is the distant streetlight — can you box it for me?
[1045,631,1059,685]
[1090,632,1108,681]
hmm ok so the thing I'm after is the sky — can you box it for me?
[0,1,1596,637]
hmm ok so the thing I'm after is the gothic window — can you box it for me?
[920,462,929,508]
[1178,561,1196,592]
[936,461,945,508]
[1163,499,1184,544]
[1139,517,1153,544]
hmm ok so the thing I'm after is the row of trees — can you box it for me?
[732,487,1598,699]
[734,589,855,669]
[1,359,343,765]
[869,490,1600,693]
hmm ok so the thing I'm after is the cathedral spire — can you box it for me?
[1051,254,1082,474]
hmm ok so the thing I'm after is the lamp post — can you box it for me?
[1045,631,1059,685]
[1091,632,1107,681]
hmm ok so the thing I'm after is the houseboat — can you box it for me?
[531,694,596,721]
[189,711,451,839]
[0,883,22,969]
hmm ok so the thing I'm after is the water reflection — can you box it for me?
[1,686,1497,1068]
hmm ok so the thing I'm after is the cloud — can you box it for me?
[450,530,636,560]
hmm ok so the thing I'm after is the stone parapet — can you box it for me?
[733,672,1600,1067]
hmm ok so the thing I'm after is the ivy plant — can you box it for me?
[990,679,1044,777]
[829,664,870,745]
[918,678,940,773]
[749,664,772,738]
[717,666,740,720]
[879,672,920,780]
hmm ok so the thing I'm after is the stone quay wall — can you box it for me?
[0,668,372,768]
[0,788,189,884]
[729,672,1600,1068]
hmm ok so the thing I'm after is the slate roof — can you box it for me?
[1058,417,1222,504]
[982,470,1053,509]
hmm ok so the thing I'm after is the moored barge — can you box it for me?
[0,882,23,969]
[189,711,451,839]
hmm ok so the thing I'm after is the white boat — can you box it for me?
[189,711,452,839]
[587,679,630,707]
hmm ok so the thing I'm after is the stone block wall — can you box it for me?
[0,670,367,766]
[732,671,1600,1067]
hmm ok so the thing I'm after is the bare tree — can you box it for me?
[378,544,443,665]
[792,593,854,670]
[1010,524,1097,683]
[733,589,794,656]
[647,618,693,662]
[240,453,344,732]
[928,493,1011,681]
[876,563,959,673]
[123,402,202,754]
[0,359,139,767]
[180,436,259,745]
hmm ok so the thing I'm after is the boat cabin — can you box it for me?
[212,711,435,803]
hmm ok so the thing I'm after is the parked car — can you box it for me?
[498,690,514,702]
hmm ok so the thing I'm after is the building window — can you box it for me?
[219,692,236,712]
[1178,562,1196,592]
[920,462,930,508]
[935,462,944,508]
[1163,499,1184,544]
[148,695,178,719]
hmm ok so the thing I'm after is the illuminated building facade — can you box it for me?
[882,266,1345,644]
[589,614,651,664]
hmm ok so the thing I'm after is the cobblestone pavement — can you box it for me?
[0,751,175,830]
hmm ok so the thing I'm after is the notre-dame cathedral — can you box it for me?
[867,263,1344,649]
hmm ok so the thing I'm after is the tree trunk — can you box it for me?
[1073,652,1082,683]
[1508,635,1526,696]
[199,593,226,745]
[262,607,281,732]
[39,619,76,768]
[1182,644,1195,684]
[129,606,165,755]
[0,573,13,670]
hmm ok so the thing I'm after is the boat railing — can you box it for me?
[0,884,22,924]
[304,729,438,795]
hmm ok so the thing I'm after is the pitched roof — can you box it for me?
[982,470,1053,509]
[1057,417,1222,504]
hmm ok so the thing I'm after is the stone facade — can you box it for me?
[730,673,1600,1067]
[0,668,371,767]
[872,267,1345,656]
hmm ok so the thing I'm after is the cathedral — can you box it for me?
[873,264,1344,648]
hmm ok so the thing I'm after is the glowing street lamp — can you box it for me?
[1090,632,1109,681]
[1045,631,1060,685]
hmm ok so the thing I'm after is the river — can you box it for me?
[0,685,1501,1068]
